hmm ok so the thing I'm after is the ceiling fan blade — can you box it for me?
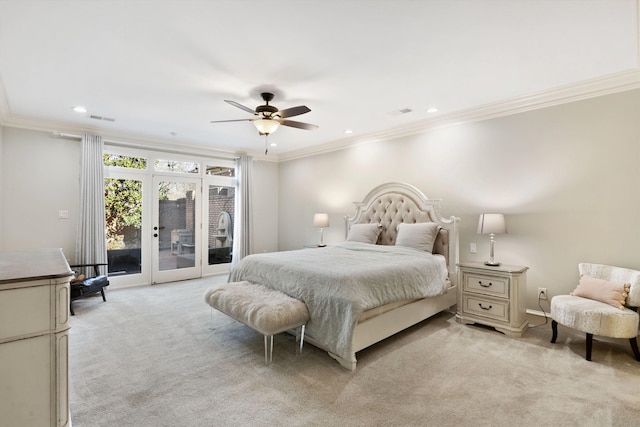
[210,118,254,123]
[224,100,257,115]
[279,119,319,130]
[278,105,311,118]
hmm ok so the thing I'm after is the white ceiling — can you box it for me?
[0,0,638,160]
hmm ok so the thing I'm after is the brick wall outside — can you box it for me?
[208,186,235,248]
[116,187,235,250]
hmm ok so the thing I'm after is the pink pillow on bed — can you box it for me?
[347,223,383,244]
[571,274,630,310]
[395,222,440,253]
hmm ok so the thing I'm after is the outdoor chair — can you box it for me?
[69,263,109,315]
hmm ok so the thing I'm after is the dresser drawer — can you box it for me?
[463,273,509,298]
[462,294,509,322]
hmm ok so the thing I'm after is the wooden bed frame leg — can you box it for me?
[328,352,357,371]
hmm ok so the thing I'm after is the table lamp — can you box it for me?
[477,213,507,266]
[313,213,329,247]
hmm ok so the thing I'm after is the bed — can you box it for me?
[228,182,459,370]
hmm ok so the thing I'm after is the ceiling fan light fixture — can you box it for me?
[253,118,280,135]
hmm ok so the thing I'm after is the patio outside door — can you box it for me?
[152,175,202,283]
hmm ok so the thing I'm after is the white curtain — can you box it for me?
[75,134,107,276]
[232,155,253,264]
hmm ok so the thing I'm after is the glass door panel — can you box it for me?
[152,176,201,283]
[105,177,143,277]
[206,185,235,269]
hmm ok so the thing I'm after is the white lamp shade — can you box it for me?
[253,119,280,135]
[313,213,329,228]
[477,214,507,235]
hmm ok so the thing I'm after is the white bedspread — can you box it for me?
[228,241,448,361]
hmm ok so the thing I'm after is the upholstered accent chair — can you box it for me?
[551,263,640,361]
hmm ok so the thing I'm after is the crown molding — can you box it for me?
[2,114,278,162]
[278,69,640,162]
[0,114,280,160]
[3,69,639,164]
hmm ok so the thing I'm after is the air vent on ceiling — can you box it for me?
[389,108,414,116]
[89,115,116,122]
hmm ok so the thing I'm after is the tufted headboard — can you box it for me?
[344,182,460,281]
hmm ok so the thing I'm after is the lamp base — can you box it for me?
[317,244,326,247]
[484,261,501,266]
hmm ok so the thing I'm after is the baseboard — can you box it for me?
[526,308,552,329]
[526,308,549,319]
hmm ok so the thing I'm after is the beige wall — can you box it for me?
[0,125,3,248]
[252,159,279,254]
[1,127,80,257]
[278,89,640,310]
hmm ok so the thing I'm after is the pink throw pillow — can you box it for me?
[571,274,630,310]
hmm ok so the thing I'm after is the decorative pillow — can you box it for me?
[395,222,440,253]
[347,223,383,244]
[571,274,630,310]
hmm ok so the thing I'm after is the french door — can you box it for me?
[152,175,202,284]
[104,149,236,287]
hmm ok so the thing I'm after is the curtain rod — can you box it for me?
[51,131,240,160]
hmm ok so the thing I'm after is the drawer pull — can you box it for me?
[478,303,493,310]
[478,280,492,288]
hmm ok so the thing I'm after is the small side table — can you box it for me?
[456,262,529,337]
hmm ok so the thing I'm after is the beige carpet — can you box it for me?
[68,275,640,426]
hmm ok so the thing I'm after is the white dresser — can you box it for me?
[0,248,73,427]
[456,261,529,337]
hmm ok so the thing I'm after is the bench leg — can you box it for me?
[264,335,273,365]
[298,325,306,354]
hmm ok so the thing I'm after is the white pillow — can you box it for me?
[395,222,440,253]
[347,223,383,244]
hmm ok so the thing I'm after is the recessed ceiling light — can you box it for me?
[72,106,87,113]
[269,142,277,147]
[344,129,353,134]
[427,107,439,113]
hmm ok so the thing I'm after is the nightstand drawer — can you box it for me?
[463,273,509,298]
[462,295,509,322]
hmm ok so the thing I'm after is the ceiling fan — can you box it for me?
[210,92,318,136]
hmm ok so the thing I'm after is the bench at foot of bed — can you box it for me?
[204,281,310,365]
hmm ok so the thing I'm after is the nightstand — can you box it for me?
[456,262,529,337]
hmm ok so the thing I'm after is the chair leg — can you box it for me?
[100,288,107,302]
[70,301,75,316]
[630,337,640,362]
[586,333,593,361]
[551,320,558,343]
